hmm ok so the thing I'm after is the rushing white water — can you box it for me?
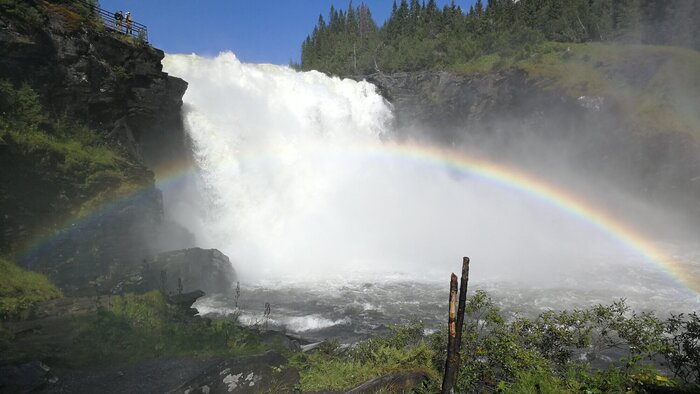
[161,52,699,316]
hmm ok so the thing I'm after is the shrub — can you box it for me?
[0,80,45,130]
[665,312,700,384]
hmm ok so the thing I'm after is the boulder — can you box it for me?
[141,248,237,296]
[172,351,299,394]
[0,360,57,393]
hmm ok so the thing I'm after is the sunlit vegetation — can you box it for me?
[294,323,438,391]
[295,290,699,392]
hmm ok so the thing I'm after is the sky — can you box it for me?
[99,0,476,65]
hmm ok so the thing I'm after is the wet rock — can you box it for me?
[167,290,206,317]
[168,290,206,309]
[257,330,302,352]
[577,95,604,111]
[41,356,221,394]
[173,351,299,394]
[138,248,237,296]
[300,341,324,353]
[0,360,57,393]
[344,371,429,394]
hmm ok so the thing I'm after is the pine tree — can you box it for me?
[346,0,359,37]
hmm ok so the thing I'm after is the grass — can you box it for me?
[294,321,440,392]
[67,291,269,367]
[4,126,149,230]
[0,256,62,319]
[9,128,120,169]
[518,42,700,138]
[450,53,512,74]
[502,365,688,394]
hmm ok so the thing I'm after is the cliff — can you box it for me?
[0,0,188,164]
[0,0,192,294]
[362,43,700,224]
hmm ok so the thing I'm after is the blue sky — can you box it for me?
[99,1,476,64]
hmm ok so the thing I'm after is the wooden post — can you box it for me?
[442,257,471,394]
[442,273,459,393]
[454,257,470,370]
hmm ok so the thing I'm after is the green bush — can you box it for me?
[422,290,697,392]
[665,312,700,384]
[0,80,45,130]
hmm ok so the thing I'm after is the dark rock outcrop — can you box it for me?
[0,2,197,293]
[0,1,188,165]
[172,351,299,394]
[133,248,237,296]
[0,360,57,393]
[362,69,700,224]
[40,356,223,394]
[46,247,237,296]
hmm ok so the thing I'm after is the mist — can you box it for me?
[160,52,697,300]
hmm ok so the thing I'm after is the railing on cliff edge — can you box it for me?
[71,0,149,43]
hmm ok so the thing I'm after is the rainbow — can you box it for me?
[18,141,700,295]
[373,142,699,294]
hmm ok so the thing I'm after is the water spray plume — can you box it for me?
[161,52,699,298]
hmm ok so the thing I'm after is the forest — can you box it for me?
[299,0,700,75]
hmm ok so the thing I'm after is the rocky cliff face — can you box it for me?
[364,68,700,224]
[0,1,196,294]
[0,1,188,165]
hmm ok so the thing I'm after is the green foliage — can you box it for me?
[297,354,377,391]
[0,257,62,319]
[297,319,439,391]
[431,290,551,391]
[503,365,684,393]
[665,312,700,384]
[301,0,700,76]
[420,290,699,392]
[70,291,265,366]
[0,80,45,130]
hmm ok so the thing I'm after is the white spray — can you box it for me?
[161,52,676,290]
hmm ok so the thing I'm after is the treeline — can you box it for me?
[299,0,700,75]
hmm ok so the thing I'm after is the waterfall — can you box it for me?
[162,52,660,287]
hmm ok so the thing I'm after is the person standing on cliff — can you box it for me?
[114,10,123,32]
[125,12,133,35]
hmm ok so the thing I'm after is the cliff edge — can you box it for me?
[0,0,193,294]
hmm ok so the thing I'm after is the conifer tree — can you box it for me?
[300,0,700,75]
